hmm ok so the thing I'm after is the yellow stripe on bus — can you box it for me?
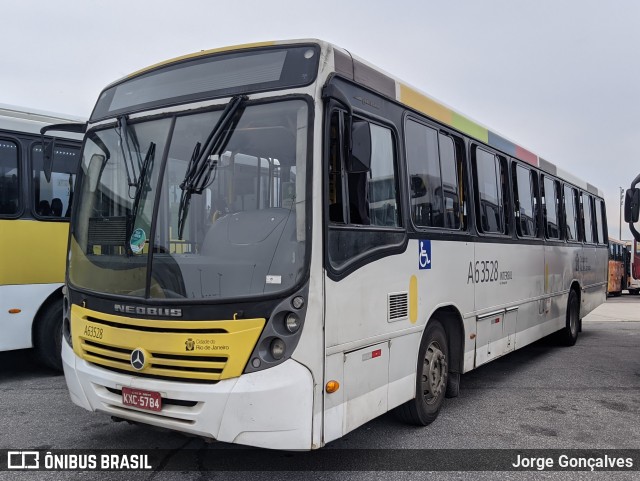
[0,219,68,285]
[409,275,418,323]
[127,41,277,79]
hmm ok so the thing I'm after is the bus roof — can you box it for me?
[0,103,85,137]
[117,39,603,197]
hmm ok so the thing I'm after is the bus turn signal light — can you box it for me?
[326,380,340,393]
[8,309,21,314]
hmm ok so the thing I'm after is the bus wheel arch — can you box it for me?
[432,306,464,398]
[32,287,64,371]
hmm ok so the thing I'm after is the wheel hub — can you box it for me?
[422,341,447,404]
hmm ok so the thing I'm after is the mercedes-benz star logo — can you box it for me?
[130,348,146,371]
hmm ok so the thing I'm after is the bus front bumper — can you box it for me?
[62,341,314,450]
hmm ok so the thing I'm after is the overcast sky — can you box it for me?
[2,0,638,239]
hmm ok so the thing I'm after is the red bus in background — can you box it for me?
[608,238,626,296]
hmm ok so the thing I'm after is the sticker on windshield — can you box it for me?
[266,275,282,285]
[130,228,147,254]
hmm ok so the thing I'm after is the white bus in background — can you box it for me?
[61,40,608,449]
[0,104,84,369]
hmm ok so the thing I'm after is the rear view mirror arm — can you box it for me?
[40,122,87,182]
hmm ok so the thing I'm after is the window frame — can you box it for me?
[581,192,596,245]
[511,161,541,239]
[29,139,80,222]
[471,145,510,238]
[0,136,23,219]
[562,183,581,244]
[404,115,466,233]
[322,108,406,231]
[323,101,407,279]
[595,198,607,245]
[327,109,403,230]
[541,174,562,241]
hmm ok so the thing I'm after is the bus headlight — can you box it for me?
[291,296,305,310]
[270,338,286,360]
[62,294,72,347]
[285,312,300,333]
[243,284,309,374]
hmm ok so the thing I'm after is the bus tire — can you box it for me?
[34,301,63,371]
[559,289,579,346]
[394,320,448,425]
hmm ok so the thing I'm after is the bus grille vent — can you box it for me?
[79,338,226,384]
[88,216,127,248]
[388,292,408,322]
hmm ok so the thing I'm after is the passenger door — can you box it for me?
[322,108,406,442]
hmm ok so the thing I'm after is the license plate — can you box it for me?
[122,387,162,412]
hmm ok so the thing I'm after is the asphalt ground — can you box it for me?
[0,296,638,480]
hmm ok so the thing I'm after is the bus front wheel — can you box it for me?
[395,320,448,426]
[34,301,63,371]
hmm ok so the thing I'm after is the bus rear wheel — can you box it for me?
[34,301,63,371]
[395,320,448,426]
[559,289,580,346]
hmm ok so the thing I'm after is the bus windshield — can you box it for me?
[69,99,309,300]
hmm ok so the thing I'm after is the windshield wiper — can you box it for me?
[128,142,156,240]
[117,115,143,195]
[177,95,247,239]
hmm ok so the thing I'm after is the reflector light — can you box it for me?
[8,309,21,314]
[326,380,340,393]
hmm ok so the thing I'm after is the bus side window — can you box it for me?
[563,185,579,241]
[0,140,19,215]
[367,124,398,227]
[473,147,506,235]
[405,119,466,231]
[327,111,399,228]
[439,133,463,229]
[595,198,606,244]
[31,143,80,219]
[328,111,346,224]
[583,193,595,243]
[592,196,600,244]
[325,109,403,272]
[512,163,539,237]
[543,176,560,239]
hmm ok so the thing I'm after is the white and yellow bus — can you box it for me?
[62,40,608,449]
[0,104,83,370]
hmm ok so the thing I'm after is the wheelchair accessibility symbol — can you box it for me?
[419,240,431,270]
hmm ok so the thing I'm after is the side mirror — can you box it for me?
[624,188,640,223]
[43,139,56,183]
[348,120,371,173]
[40,121,87,182]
